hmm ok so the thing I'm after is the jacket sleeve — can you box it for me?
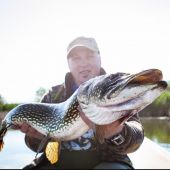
[98,113,144,155]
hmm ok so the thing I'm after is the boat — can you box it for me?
[129,137,170,169]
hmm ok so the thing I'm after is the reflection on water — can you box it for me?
[141,117,170,152]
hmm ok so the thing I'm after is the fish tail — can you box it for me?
[0,123,10,151]
[0,139,4,151]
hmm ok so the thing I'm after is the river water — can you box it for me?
[141,117,170,152]
[0,131,35,169]
[0,117,169,168]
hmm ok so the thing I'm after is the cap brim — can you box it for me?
[67,45,98,58]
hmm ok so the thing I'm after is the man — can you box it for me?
[21,36,144,169]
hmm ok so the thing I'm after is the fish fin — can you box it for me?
[45,141,60,164]
[0,140,4,151]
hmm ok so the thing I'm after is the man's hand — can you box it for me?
[95,120,124,144]
[12,123,45,140]
[97,121,124,139]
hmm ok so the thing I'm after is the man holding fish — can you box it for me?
[17,36,146,169]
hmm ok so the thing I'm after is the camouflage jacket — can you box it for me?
[25,69,144,167]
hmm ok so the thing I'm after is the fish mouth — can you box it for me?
[129,69,166,85]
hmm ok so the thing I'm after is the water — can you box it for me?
[0,131,36,169]
[159,143,170,153]
[141,117,170,153]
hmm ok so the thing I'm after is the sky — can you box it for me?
[0,0,170,103]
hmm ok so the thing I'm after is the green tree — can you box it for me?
[35,87,47,102]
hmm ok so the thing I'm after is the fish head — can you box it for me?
[77,69,167,125]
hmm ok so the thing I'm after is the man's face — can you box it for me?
[68,46,101,86]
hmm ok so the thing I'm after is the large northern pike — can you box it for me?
[0,69,167,164]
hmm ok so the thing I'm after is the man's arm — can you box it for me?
[96,113,144,155]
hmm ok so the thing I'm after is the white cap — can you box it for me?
[67,36,100,58]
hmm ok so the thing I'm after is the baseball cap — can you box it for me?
[67,36,100,58]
